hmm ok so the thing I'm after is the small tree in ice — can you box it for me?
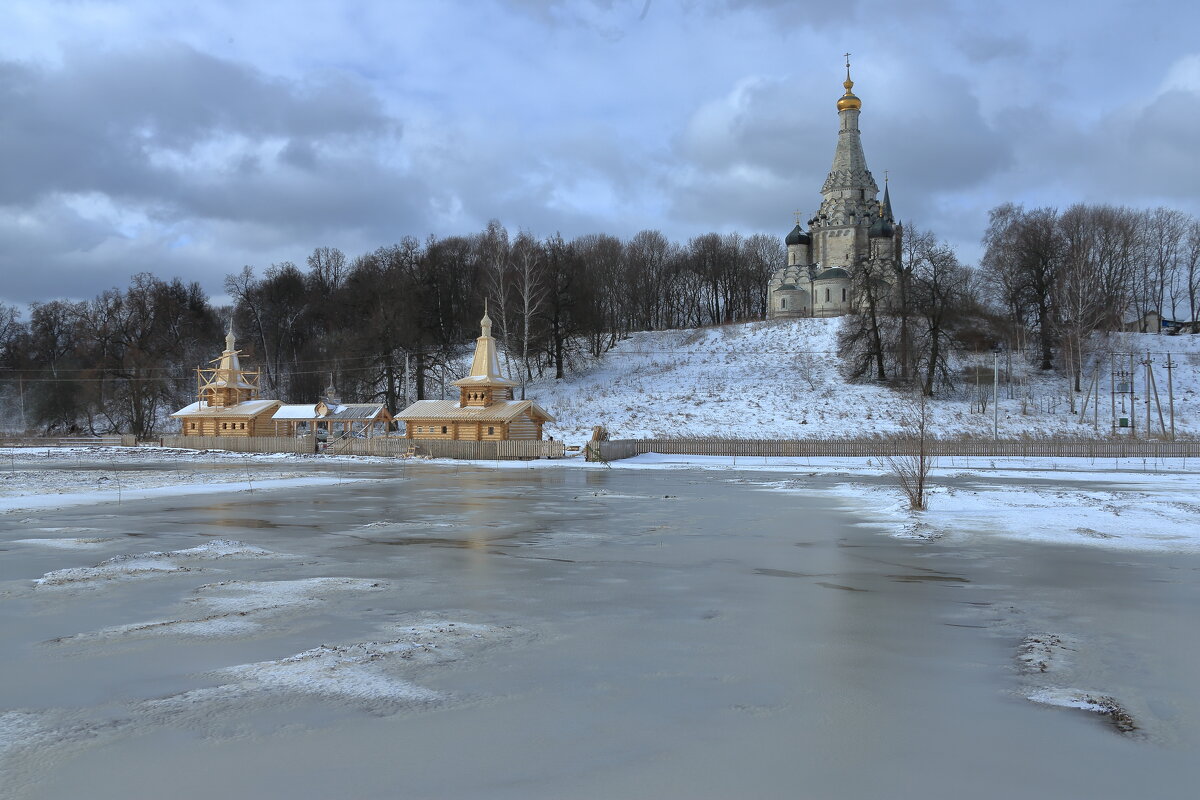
[885,391,935,511]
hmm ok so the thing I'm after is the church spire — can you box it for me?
[821,57,877,198]
[454,300,516,390]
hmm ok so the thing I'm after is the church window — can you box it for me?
[781,298,787,310]
[825,288,831,302]
[842,288,847,302]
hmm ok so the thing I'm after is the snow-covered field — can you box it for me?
[519,319,1200,443]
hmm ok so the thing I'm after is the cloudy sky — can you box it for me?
[3,0,1199,308]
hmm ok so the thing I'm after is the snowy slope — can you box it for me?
[513,319,1200,445]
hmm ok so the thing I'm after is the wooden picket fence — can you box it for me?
[0,435,138,448]
[402,439,566,460]
[158,435,565,460]
[160,435,315,454]
[595,437,1200,461]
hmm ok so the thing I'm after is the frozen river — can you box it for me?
[2,461,1198,798]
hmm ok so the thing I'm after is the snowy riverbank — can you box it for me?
[5,445,1199,554]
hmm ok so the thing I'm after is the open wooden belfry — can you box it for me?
[171,329,281,436]
[395,305,554,440]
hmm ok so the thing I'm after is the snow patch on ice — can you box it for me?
[1027,689,1137,733]
[33,539,278,587]
[50,578,385,642]
[11,537,116,549]
[198,620,521,704]
[1016,633,1077,674]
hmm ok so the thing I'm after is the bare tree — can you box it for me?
[511,231,546,394]
[885,390,935,511]
[306,246,347,295]
[911,239,969,396]
[1141,207,1188,326]
[1185,219,1200,325]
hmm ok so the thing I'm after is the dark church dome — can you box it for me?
[869,213,894,239]
[785,224,810,246]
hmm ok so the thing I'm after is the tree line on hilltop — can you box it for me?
[0,226,781,435]
[1,204,1196,435]
[840,204,1200,396]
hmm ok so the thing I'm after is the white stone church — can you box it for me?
[768,60,901,319]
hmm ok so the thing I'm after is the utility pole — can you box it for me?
[1147,355,1167,439]
[1166,353,1176,440]
[1110,352,1116,436]
[404,352,411,407]
[993,349,999,440]
[1145,351,1152,439]
[1123,352,1132,438]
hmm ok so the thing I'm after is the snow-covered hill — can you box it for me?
[516,319,1200,445]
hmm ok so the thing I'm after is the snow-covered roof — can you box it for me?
[171,399,280,418]
[272,404,319,420]
[272,403,391,421]
[323,403,392,421]
[395,399,554,423]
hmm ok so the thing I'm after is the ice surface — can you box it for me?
[3,464,1198,799]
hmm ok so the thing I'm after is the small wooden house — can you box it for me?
[272,385,394,439]
[171,330,281,436]
[395,308,554,440]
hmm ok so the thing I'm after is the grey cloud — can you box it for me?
[667,68,1012,236]
[0,43,436,303]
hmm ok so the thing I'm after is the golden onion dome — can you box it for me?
[837,76,861,111]
[837,56,862,111]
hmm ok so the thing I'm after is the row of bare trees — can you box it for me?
[1,225,783,434]
[837,203,1199,398]
[839,226,991,395]
[7,202,1193,433]
[0,276,220,435]
[982,203,1200,377]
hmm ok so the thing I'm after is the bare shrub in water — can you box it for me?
[885,391,935,511]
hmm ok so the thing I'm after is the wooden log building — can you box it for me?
[171,330,281,436]
[395,307,554,440]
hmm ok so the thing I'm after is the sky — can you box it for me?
[2,0,1199,309]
